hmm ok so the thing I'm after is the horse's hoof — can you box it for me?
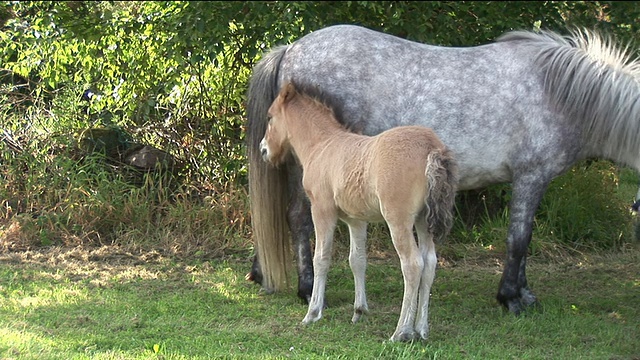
[498,289,540,316]
[258,287,275,295]
[520,288,538,308]
[506,299,524,316]
[297,287,313,304]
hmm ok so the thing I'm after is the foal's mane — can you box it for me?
[498,28,640,162]
[286,80,358,133]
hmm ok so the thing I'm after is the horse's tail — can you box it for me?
[424,148,458,243]
[246,45,291,292]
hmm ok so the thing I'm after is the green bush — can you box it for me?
[1,2,639,256]
[534,161,635,251]
[446,161,636,255]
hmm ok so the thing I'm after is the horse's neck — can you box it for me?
[288,100,348,165]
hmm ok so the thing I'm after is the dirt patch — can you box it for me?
[0,245,167,266]
[0,245,184,288]
[1,243,636,283]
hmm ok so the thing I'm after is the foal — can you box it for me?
[260,82,457,342]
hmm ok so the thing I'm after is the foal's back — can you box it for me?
[305,125,447,223]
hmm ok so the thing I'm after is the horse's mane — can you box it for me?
[497,28,640,163]
[285,80,358,132]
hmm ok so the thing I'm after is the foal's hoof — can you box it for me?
[390,330,417,342]
[351,307,369,323]
[301,307,323,325]
[415,326,429,341]
[301,313,321,325]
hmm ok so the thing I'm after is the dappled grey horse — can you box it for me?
[246,25,640,314]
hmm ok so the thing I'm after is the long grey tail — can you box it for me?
[424,148,458,243]
[246,45,292,292]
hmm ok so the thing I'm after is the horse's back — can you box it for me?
[282,25,539,132]
[279,25,571,190]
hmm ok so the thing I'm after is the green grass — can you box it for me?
[2,125,639,359]
[1,246,638,359]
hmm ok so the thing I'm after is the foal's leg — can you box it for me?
[387,220,423,342]
[414,216,436,340]
[302,201,338,325]
[343,218,369,323]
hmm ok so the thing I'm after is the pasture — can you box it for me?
[2,3,640,359]
[1,244,638,359]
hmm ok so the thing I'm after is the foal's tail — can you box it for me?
[246,45,291,292]
[424,148,458,243]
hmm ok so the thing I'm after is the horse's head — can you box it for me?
[260,82,298,166]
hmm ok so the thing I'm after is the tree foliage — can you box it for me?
[2,1,638,184]
[0,0,637,198]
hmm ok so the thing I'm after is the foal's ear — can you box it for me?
[280,81,298,103]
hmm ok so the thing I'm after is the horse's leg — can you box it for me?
[497,177,549,314]
[413,216,436,340]
[287,161,315,303]
[246,254,263,285]
[301,201,337,325]
[343,218,369,323]
[387,220,422,342]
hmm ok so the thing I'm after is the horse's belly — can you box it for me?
[457,162,512,190]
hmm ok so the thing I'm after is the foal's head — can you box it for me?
[260,82,298,166]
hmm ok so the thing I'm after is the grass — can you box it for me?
[1,133,639,359]
[0,245,638,359]
[2,14,640,358]
[2,86,639,359]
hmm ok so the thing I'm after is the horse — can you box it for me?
[246,25,640,315]
[260,81,457,341]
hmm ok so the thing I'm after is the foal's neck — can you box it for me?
[288,97,351,164]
